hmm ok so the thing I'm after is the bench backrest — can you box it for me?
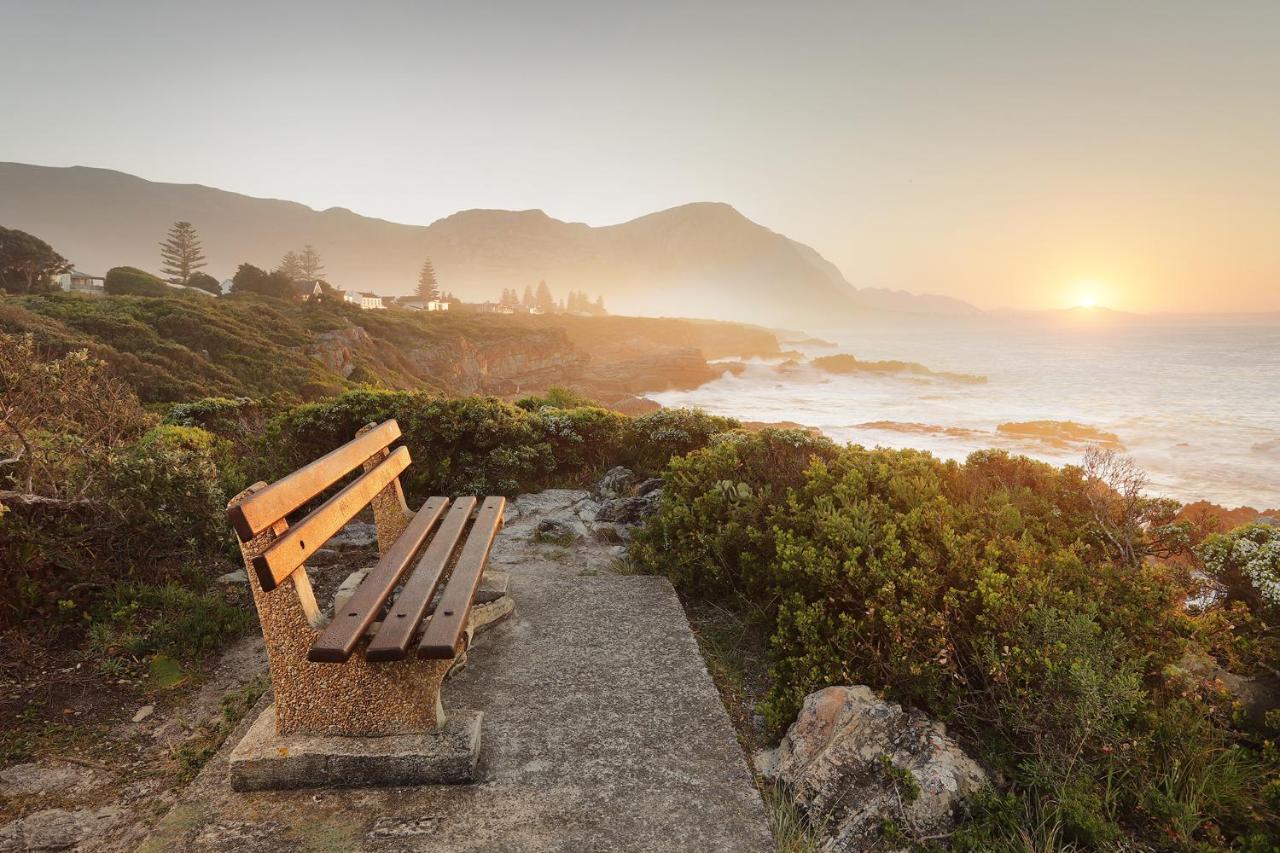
[227,419,406,592]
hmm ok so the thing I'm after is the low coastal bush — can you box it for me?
[265,388,738,498]
[631,436,1279,848]
[0,336,235,627]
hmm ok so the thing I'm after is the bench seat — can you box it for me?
[225,419,509,738]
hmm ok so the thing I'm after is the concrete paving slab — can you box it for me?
[142,492,774,852]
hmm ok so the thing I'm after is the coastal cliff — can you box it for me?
[0,292,777,404]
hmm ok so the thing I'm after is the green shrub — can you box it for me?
[261,389,738,500]
[105,425,231,558]
[1198,523,1280,617]
[515,386,597,410]
[104,266,169,297]
[632,440,1279,848]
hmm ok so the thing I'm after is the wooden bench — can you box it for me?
[225,419,508,738]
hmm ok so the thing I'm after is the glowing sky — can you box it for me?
[3,1,1278,312]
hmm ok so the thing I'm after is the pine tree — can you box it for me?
[277,250,303,280]
[594,294,605,315]
[159,221,207,285]
[298,244,324,279]
[522,284,534,308]
[535,280,554,312]
[416,258,439,301]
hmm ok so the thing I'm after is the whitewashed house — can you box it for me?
[401,299,450,312]
[357,291,387,310]
[55,270,105,295]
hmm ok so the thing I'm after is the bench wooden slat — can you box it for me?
[363,497,477,662]
[307,496,451,663]
[250,446,411,592]
[226,420,401,541]
[417,496,506,659]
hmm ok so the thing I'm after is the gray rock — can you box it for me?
[132,704,155,723]
[511,489,591,520]
[593,524,625,545]
[575,498,602,524]
[329,520,378,551]
[635,477,664,496]
[0,806,121,851]
[596,491,661,526]
[534,517,581,544]
[215,569,247,584]
[0,763,103,798]
[756,685,988,852]
[307,547,341,566]
[595,466,636,500]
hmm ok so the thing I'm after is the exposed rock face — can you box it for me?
[756,686,988,852]
[404,331,588,396]
[303,326,373,377]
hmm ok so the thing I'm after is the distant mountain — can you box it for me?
[0,162,976,326]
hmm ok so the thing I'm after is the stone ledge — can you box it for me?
[229,704,481,791]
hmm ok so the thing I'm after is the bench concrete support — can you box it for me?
[229,704,482,791]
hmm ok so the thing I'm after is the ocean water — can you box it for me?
[650,316,1280,509]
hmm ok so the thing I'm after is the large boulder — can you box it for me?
[596,491,661,526]
[756,686,988,852]
[595,466,636,500]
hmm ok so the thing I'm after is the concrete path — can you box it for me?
[142,490,775,852]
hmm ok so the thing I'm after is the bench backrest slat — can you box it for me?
[226,419,402,541]
[251,445,411,591]
[418,496,506,659]
[308,496,451,663]
[363,497,477,662]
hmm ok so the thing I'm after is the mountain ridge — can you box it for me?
[0,162,977,325]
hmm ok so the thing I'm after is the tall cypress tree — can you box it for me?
[159,221,207,285]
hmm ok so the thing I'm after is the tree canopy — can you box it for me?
[0,226,71,294]
[159,221,207,285]
[416,258,439,301]
[231,263,295,300]
[104,266,168,297]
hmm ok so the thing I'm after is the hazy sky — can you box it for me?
[4,1,1278,312]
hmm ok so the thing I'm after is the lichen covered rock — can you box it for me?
[756,685,988,852]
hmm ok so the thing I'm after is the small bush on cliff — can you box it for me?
[632,439,1278,848]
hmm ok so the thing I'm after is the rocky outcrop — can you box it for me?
[1173,649,1280,730]
[756,686,988,852]
[303,326,374,377]
[403,330,588,396]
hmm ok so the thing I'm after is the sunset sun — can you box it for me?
[1070,279,1111,310]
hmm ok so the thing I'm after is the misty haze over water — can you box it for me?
[652,315,1280,509]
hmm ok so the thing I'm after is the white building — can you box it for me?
[55,270,105,295]
[291,280,325,301]
[357,291,387,310]
[401,299,449,312]
[220,279,234,295]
